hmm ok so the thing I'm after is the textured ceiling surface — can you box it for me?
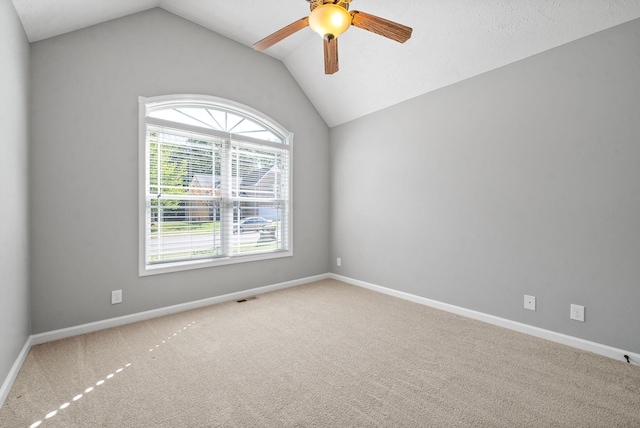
[12,0,640,127]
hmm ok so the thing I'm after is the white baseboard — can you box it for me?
[31,273,330,345]
[1,273,329,407]
[4,271,637,409]
[0,336,33,408]
[331,273,639,366]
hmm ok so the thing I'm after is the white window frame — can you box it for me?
[139,94,293,276]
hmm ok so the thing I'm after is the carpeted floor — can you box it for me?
[1,279,639,427]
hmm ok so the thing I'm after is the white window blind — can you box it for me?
[139,95,292,275]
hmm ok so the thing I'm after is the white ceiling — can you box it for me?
[12,0,640,127]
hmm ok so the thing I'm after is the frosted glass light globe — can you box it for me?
[309,4,352,40]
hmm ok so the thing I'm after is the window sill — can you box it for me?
[139,249,293,276]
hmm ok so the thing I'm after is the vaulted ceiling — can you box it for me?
[12,0,640,127]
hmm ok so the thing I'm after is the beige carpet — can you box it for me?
[1,279,639,427]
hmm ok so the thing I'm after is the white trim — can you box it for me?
[0,336,33,407]
[31,274,329,345]
[138,94,294,276]
[330,273,640,366]
[138,96,148,277]
[4,271,636,409]
[1,274,329,407]
[140,250,294,277]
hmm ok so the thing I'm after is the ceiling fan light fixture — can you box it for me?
[254,0,412,74]
[308,4,351,40]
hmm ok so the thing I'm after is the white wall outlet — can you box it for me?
[111,289,123,305]
[524,295,536,311]
[336,257,341,267]
[570,304,585,322]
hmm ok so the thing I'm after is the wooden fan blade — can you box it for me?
[254,17,309,51]
[324,37,339,75]
[350,11,412,43]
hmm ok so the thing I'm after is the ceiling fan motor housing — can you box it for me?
[308,0,351,12]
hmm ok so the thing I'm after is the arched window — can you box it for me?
[139,95,292,275]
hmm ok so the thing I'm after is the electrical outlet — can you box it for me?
[524,295,536,311]
[337,257,341,267]
[570,304,585,322]
[111,289,123,305]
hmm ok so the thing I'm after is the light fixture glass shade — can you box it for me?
[308,4,351,40]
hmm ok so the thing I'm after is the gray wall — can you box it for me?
[29,9,330,333]
[331,19,640,353]
[0,0,31,385]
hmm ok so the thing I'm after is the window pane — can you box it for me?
[147,200,223,264]
[146,128,224,265]
[148,105,283,143]
[232,144,287,200]
[230,201,287,255]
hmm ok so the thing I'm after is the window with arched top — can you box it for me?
[139,95,292,275]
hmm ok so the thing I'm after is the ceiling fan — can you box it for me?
[253,0,413,75]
